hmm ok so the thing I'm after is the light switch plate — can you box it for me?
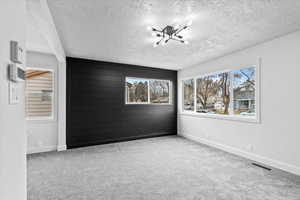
[10,41,24,64]
[9,81,19,104]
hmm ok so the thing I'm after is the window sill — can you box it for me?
[125,103,173,105]
[26,117,55,122]
[179,111,260,123]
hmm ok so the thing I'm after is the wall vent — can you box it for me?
[252,163,272,171]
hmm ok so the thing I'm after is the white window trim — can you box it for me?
[25,67,55,121]
[181,78,195,112]
[125,77,173,105]
[180,59,261,123]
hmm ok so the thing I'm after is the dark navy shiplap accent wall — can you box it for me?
[67,57,177,148]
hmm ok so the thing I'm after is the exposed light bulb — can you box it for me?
[151,32,156,36]
[147,26,152,31]
[184,40,189,44]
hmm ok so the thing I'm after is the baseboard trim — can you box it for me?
[57,145,67,151]
[27,145,57,154]
[180,132,300,176]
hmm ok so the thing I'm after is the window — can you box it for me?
[25,69,54,119]
[232,67,256,116]
[183,79,194,111]
[150,80,170,104]
[182,66,258,121]
[126,78,148,103]
[196,72,230,114]
[125,77,172,104]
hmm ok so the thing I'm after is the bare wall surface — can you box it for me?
[178,30,300,176]
[0,0,27,199]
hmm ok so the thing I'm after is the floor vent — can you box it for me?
[252,163,272,171]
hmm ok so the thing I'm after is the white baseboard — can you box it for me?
[180,132,300,176]
[57,144,67,151]
[27,144,66,154]
[27,145,57,154]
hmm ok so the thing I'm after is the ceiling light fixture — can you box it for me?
[147,21,191,47]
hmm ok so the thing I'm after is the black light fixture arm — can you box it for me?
[175,25,188,35]
[155,37,165,45]
[170,37,185,43]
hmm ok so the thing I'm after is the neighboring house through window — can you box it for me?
[182,66,258,122]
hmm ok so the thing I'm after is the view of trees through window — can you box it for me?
[126,78,171,104]
[126,78,148,103]
[183,79,194,111]
[183,66,256,117]
[150,80,170,104]
[196,72,230,114]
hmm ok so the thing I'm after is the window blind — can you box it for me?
[25,70,53,118]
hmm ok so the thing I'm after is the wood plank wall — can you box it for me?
[67,57,177,148]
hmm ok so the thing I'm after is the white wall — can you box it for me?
[0,0,27,199]
[26,51,59,154]
[26,0,67,152]
[178,30,300,176]
[57,61,66,151]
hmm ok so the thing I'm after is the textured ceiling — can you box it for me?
[26,0,53,54]
[47,0,300,70]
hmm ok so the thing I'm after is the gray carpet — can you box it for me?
[27,136,300,200]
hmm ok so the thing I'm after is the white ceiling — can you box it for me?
[47,0,300,70]
[26,0,53,54]
[26,0,66,62]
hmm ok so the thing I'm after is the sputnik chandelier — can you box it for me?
[147,21,192,47]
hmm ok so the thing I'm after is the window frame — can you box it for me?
[182,78,195,112]
[125,77,173,105]
[25,67,55,121]
[180,62,261,123]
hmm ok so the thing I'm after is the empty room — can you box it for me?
[1,0,300,199]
